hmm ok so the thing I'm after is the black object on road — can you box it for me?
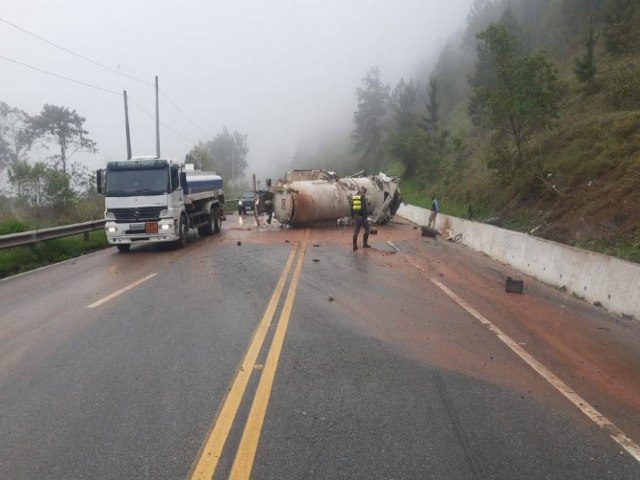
[506,277,524,294]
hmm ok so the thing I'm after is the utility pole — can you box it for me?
[155,75,160,158]
[123,90,132,159]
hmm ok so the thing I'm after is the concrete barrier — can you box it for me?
[397,204,640,320]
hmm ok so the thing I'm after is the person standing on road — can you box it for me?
[427,193,439,228]
[351,186,371,250]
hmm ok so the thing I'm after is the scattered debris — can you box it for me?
[559,285,567,292]
[594,301,602,307]
[312,259,320,263]
[505,276,524,294]
[313,244,320,247]
[285,240,290,243]
[597,327,610,332]
[370,229,378,235]
[237,241,242,246]
[328,296,334,302]
[421,226,438,238]
[444,229,462,242]
[413,226,417,230]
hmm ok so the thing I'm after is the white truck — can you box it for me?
[96,157,225,252]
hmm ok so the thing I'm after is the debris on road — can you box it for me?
[237,241,242,246]
[370,229,378,235]
[421,226,438,238]
[505,277,524,294]
[312,259,320,263]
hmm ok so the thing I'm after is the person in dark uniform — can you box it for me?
[351,186,371,250]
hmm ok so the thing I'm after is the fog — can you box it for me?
[1,0,473,182]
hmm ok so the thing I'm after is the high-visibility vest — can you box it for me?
[352,194,362,212]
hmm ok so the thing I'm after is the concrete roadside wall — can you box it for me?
[397,204,640,320]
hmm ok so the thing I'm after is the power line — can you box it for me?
[128,96,198,145]
[0,55,198,146]
[0,54,121,96]
[1,16,211,141]
[160,90,210,138]
[0,16,154,87]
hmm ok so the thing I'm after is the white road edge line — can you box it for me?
[401,253,640,463]
[86,273,157,309]
[431,277,640,463]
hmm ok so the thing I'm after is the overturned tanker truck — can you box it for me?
[271,169,401,227]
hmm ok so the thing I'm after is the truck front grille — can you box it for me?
[109,207,164,222]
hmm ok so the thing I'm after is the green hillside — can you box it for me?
[349,0,640,262]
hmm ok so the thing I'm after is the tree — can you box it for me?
[29,104,97,175]
[423,78,439,132]
[186,127,249,186]
[574,19,599,88]
[471,23,561,175]
[0,102,34,172]
[601,0,639,54]
[352,66,390,171]
[8,160,75,215]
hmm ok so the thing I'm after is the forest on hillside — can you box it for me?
[310,0,639,261]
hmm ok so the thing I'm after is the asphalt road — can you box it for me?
[1,213,639,479]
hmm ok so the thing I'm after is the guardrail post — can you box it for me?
[84,231,90,242]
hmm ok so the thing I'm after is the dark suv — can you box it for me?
[238,191,255,215]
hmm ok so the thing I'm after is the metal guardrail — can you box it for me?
[0,219,106,251]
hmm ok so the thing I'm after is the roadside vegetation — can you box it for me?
[336,0,640,263]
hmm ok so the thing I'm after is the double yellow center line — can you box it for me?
[189,234,309,480]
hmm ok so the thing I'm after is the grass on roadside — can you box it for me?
[0,230,108,279]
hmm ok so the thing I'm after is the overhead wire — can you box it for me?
[0,16,154,87]
[0,54,121,96]
[128,96,198,144]
[0,15,212,139]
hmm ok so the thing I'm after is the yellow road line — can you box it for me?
[229,232,309,479]
[188,244,299,480]
[86,273,157,309]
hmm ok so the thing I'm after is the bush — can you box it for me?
[605,62,640,110]
[0,219,32,235]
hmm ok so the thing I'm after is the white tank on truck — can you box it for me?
[97,157,225,252]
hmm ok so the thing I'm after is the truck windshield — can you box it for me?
[105,168,169,197]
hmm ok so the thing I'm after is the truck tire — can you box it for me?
[213,206,221,233]
[176,215,188,248]
[116,244,131,253]
[199,206,215,236]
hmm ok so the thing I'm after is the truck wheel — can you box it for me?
[199,207,215,236]
[176,215,188,248]
[213,206,221,233]
[116,244,130,253]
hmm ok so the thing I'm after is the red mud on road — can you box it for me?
[227,212,640,442]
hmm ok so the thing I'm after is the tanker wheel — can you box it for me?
[199,207,215,236]
[213,206,221,233]
[176,215,188,248]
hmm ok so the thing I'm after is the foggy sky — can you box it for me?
[1,0,473,182]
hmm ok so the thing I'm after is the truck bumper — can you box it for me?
[105,219,178,245]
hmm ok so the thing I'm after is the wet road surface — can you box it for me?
[1,213,639,479]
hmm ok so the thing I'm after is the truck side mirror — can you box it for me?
[180,171,188,193]
[171,167,180,191]
[96,169,104,194]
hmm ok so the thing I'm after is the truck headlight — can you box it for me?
[238,200,243,205]
[105,211,116,220]
[107,226,117,233]
[161,224,171,231]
